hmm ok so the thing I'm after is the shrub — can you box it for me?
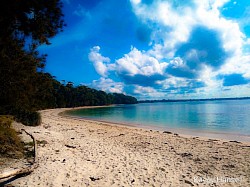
[0,116,24,158]
[15,110,41,126]
[0,115,14,128]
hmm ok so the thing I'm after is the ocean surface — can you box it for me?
[66,99,250,137]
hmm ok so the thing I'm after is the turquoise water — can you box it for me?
[66,100,250,136]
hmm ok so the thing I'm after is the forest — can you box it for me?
[30,72,138,109]
[0,0,137,126]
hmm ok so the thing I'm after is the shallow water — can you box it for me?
[66,99,250,136]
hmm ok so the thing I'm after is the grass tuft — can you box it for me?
[0,116,24,158]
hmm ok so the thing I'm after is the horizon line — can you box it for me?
[138,96,250,102]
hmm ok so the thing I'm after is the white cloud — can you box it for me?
[130,0,245,57]
[88,46,113,77]
[169,57,185,68]
[134,85,156,94]
[195,8,244,56]
[218,54,250,78]
[87,1,250,99]
[91,77,124,93]
[116,47,168,77]
[199,65,221,88]
[158,76,192,90]
[133,85,166,99]
[127,0,250,98]
[245,38,250,45]
[88,46,169,87]
[131,0,141,5]
[130,0,196,52]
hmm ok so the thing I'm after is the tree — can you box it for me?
[0,0,65,124]
[0,0,138,126]
[0,0,64,47]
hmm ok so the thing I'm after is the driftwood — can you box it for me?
[0,129,38,180]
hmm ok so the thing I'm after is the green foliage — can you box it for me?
[113,93,138,104]
[0,115,14,128]
[0,39,41,114]
[14,110,41,126]
[0,116,24,158]
[31,73,138,108]
[0,0,65,46]
[0,1,64,124]
[0,0,137,127]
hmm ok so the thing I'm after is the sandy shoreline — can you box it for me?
[62,113,250,144]
[6,108,250,186]
[62,106,250,143]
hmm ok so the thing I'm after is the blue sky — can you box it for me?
[39,0,250,100]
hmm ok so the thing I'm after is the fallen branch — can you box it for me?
[0,129,38,180]
[65,144,76,149]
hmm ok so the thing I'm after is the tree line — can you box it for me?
[33,72,138,109]
[0,0,137,126]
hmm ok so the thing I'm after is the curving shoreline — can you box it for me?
[9,108,250,186]
[62,106,250,143]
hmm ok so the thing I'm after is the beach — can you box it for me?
[6,108,250,186]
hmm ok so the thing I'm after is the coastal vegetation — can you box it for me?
[0,116,24,158]
[0,0,137,126]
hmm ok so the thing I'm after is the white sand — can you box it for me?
[8,108,250,186]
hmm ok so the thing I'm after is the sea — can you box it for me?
[65,99,250,141]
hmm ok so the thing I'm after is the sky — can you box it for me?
[39,0,250,100]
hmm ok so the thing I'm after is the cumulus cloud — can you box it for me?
[91,77,124,93]
[88,46,169,88]
[133,85,166,99]
[132,80,206,99]
[166,57,197,79]
[88,46,114,77]
[116,47,167,76]
[116,47,168,85]
[130,0,245,60]
[134,85,156,94]
[176,27,228,68]
[130,0,195,51]
[158,77,205,92]
[88,0,250,99]
[128,0,250,96]
[217,54,250,79]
